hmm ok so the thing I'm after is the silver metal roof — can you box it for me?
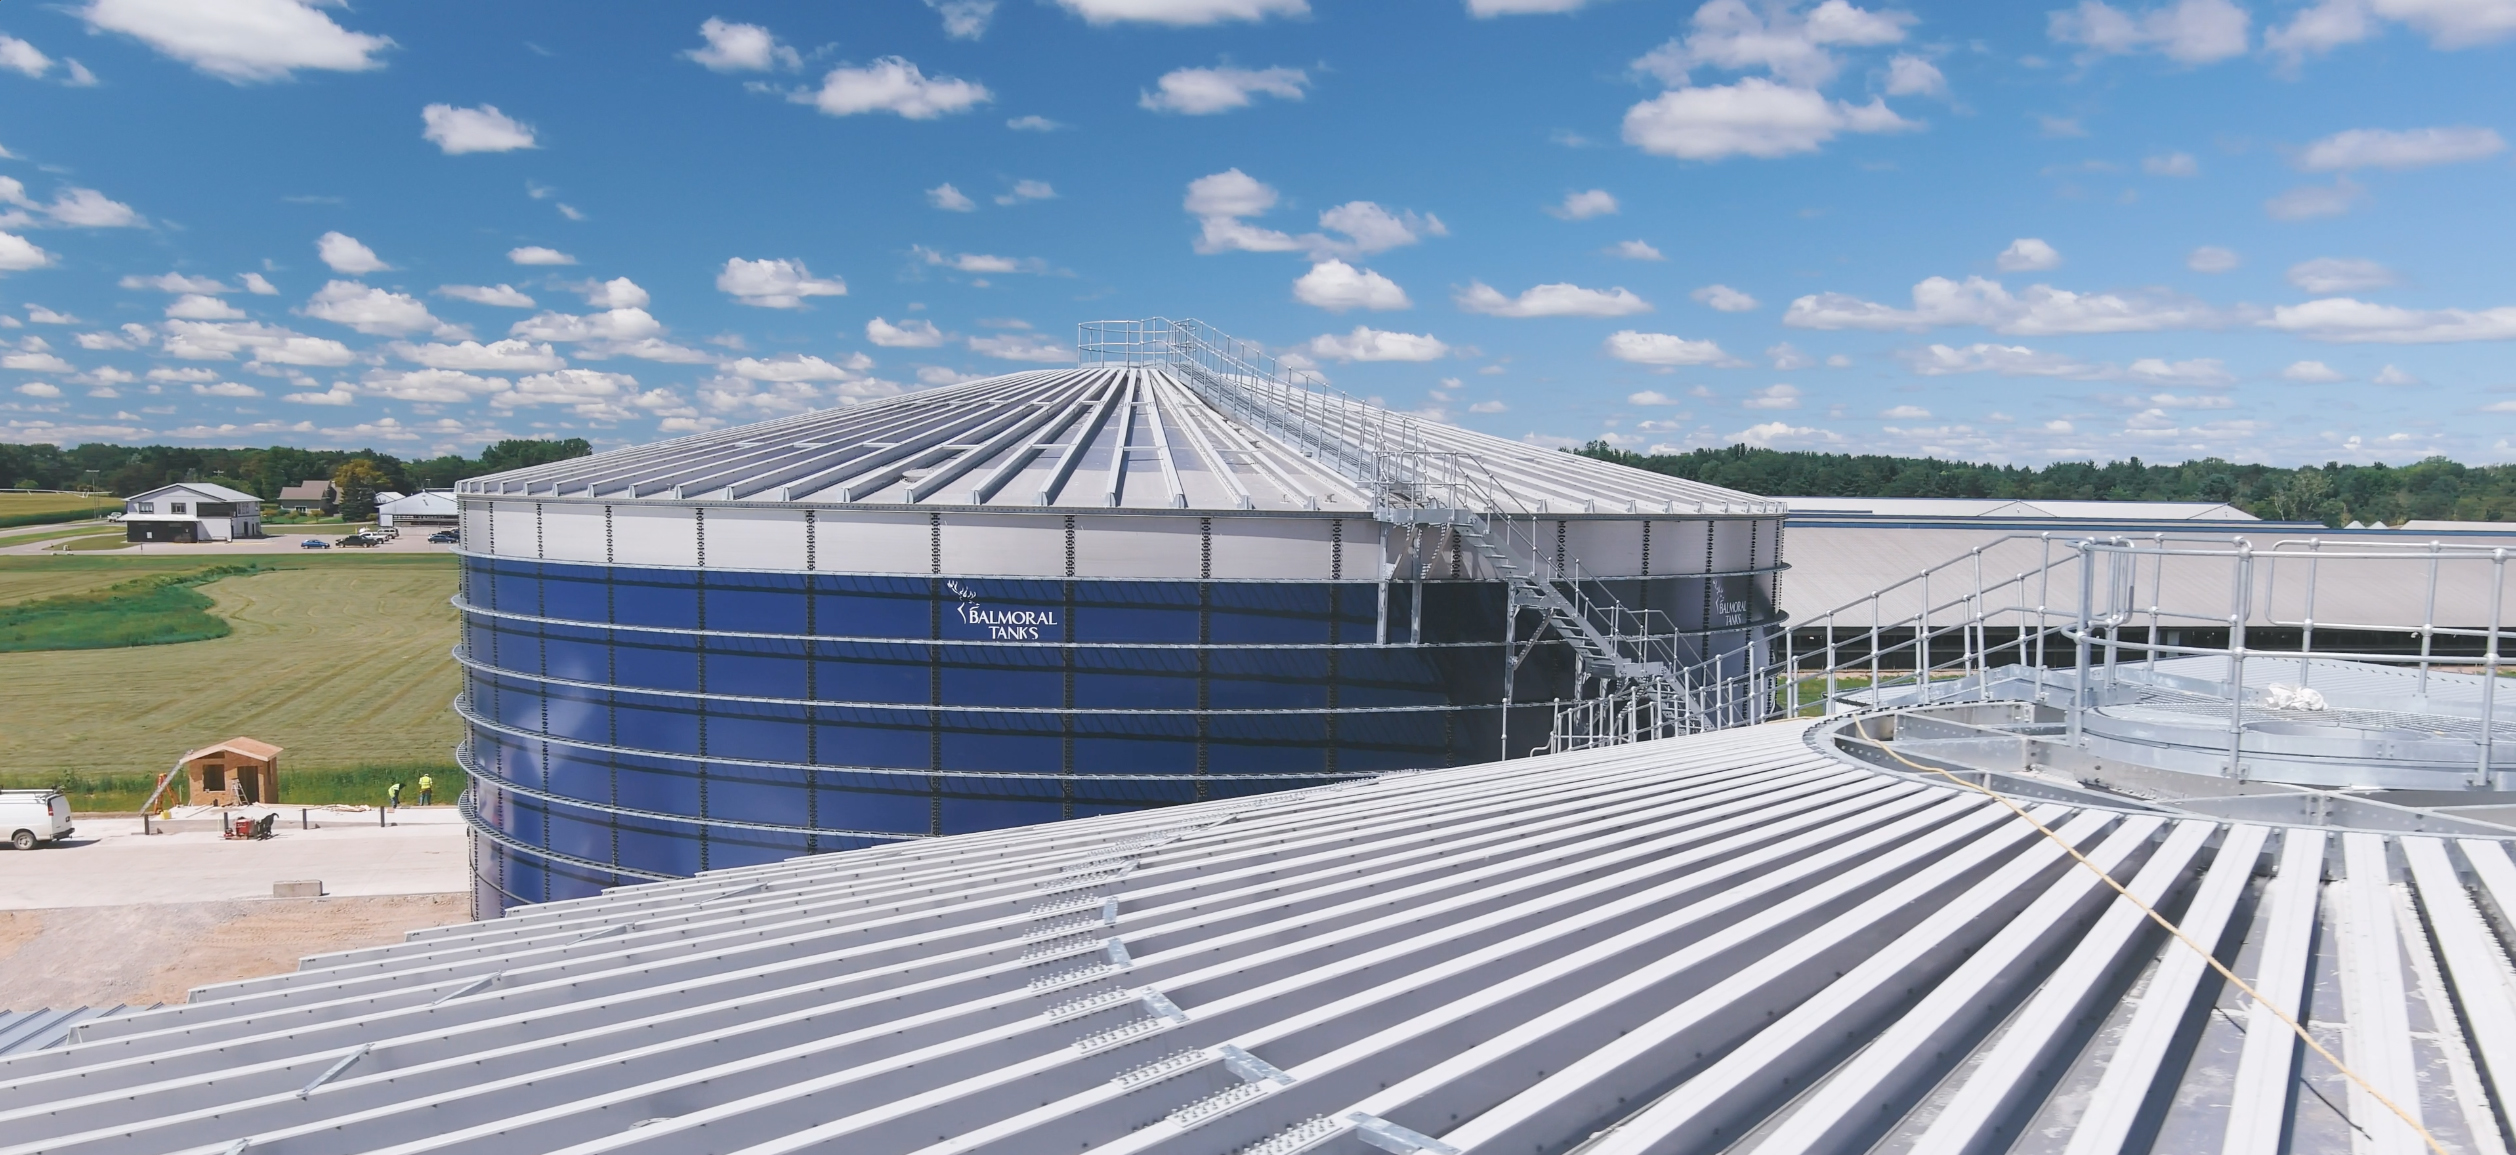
[12,720,2508,1155]
[459,364,1773,516]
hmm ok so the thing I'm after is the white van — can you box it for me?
[0,789,73,850]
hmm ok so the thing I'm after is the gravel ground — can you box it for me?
[0,894,471,1009]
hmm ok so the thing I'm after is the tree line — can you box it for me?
[0,438,594,520]
[1574,443,2516,527]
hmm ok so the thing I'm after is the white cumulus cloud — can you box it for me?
[967,332,1077,362]
[2144,151,2199,175]
[1293,260,1410,311]
[2265,179,2366,220]
[2047,0,2251,64]
[799,57,990,119]
[1458,281,1650,318]
[2186,245,2240,273]
[578,277,650,309]
[1297,326,1449,362]
[316,231,388,275]
[165,294,243,320]
[1622,78,1916,161]
[1996,238,2062,272]
[1139,65,1308,114]
[1692,284,1758,312]
[1546,189,1619,220]
[14,381,60,398]
[2264,297,2516,343]
[421,104,537,154]
[1604,330,1729,365]
[1743,384,1801,410]
[0,232,51,272]
[0,35,53,79]
[509,308,664,344]
[1883,54,1946,96]
[727,354,873,383]
[2372,364,2420,385]
[302,281,445,336]
[1053,0,1308,25]
[2298,126,2505,170]
[1183,169,1447,261]
[2282,359,2346,382]
[507,246,576,266]
[716,258,847,308]
[2287,257,2397,293]
[80,0,392,83]
[867,317,947,347]
[995,179,1054,205]
[927,183,978,212]
[1784,275,2230,335]
[120,272,230,294]
[684,17,798,72]
[437,284,536,308]
[927,1,998,39]
[1606,239,1666,261]
[42,188,142,227]
[392,339,565,372]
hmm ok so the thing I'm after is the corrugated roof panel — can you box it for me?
[8,723,2508,1154]
[460,359,1778,517]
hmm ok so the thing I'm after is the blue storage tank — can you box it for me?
[453,320,1785,912]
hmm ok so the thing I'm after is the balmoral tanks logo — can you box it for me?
[945,580,1059,640]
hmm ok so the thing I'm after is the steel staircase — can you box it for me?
[1100,317,1741,747]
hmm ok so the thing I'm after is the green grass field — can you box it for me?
[0,492,114,529]
[0,563,270,651]
[0,554,464,810]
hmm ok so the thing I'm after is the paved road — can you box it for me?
[0,528,462,557]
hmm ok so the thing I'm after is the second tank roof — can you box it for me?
[460,365,1775,516]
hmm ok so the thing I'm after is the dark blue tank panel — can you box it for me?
[457,557,1775,910]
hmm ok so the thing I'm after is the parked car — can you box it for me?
[0,789,73,850]
[336,534,377,547]
[428,530,459,544]
[365,526,399,540]
[300,538,330,549]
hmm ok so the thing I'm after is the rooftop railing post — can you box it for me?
[2420,540,2442,701]
[2070,540,2093,747]
[2480,550,2505,787]
[2225,542,2254,781]
[2299,538,2321,689]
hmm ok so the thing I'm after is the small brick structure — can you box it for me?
[180,737,283,808]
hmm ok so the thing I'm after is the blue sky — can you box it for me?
[1,0,2512,466]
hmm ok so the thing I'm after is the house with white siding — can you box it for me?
[122,483,264,543]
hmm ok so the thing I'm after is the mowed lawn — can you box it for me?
[0,555,463,779]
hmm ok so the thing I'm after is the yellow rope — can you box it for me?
[1854,719,2447,1155]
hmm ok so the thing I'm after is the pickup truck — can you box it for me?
[0,789,73,850]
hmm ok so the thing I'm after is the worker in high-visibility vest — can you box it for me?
[417,774,434,806]
[388,781,402,809]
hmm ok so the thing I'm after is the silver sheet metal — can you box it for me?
[7,721,2511,1154]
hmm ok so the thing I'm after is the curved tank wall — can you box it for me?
[455,500,1784,912]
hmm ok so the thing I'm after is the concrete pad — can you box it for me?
[2,806,468,909]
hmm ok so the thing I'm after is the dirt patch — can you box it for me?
[0,893,469,1010]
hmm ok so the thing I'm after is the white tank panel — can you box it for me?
[1204,515,1340,580]
[611,504,698,568]
[812,510,930,576]
[705,505,808,572]
[541,503,606,563]
[1071,515,1203,579]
